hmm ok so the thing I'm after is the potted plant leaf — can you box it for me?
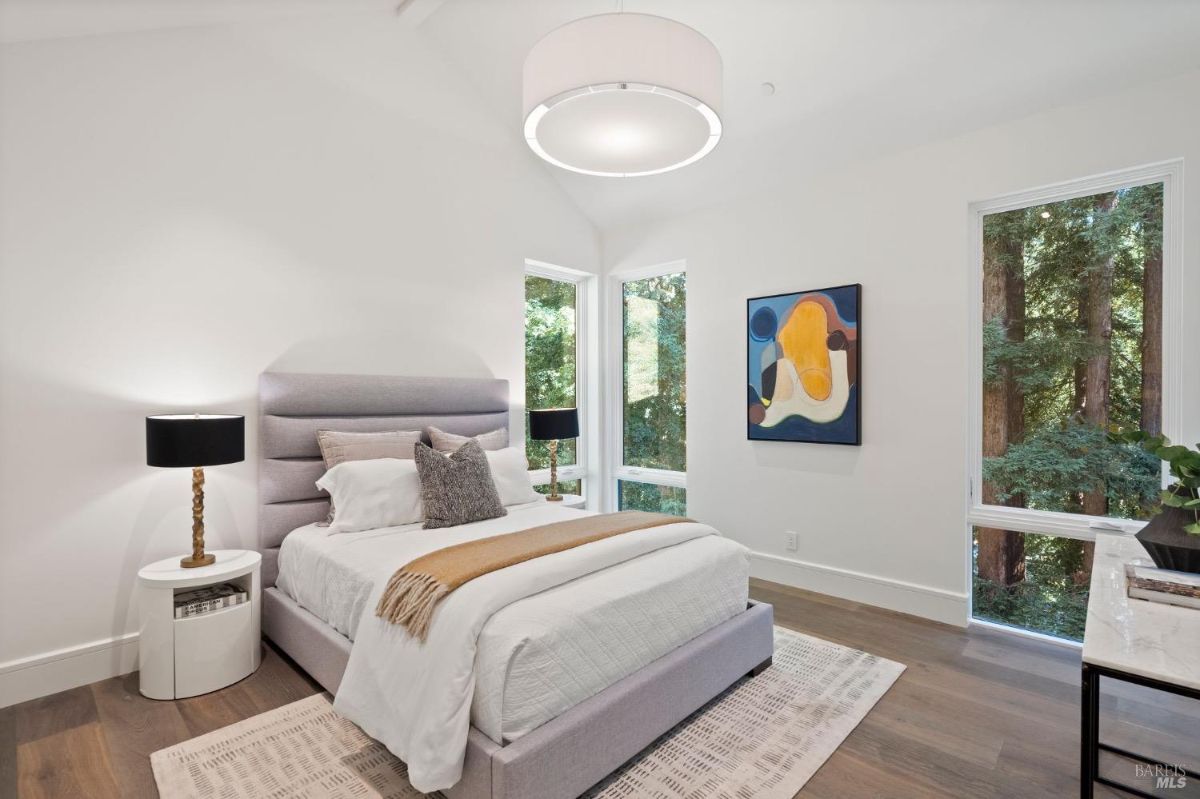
[1110,428,1200,573]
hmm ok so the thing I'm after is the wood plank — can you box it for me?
[10,580,1198,798]
[16,723,120,799]
[90,671,190,798]
[802,748,966,799]
[12,685,98,744]
[237,642,322,714]
[0,706,16,799]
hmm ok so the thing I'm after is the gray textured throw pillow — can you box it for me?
[414,440,507,529]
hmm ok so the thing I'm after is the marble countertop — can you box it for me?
[1083,533,1200,691]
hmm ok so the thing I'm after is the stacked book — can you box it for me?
[174,583,248,619]
[1125,560,1200,610]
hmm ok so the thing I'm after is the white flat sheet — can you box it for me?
[276,503,748,744]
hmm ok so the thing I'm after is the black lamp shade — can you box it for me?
[528,408,579,441]
[146,415,245,467]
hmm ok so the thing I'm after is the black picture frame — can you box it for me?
[746,283,861,445]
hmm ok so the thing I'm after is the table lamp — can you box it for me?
[146,414,245,568]
[529,408,579,502]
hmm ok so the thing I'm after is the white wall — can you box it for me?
[0,16,599,705]
[604,70,1200,626]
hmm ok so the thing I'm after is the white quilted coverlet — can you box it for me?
[276,503,748,744]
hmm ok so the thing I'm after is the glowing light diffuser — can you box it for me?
[523,14,723,177]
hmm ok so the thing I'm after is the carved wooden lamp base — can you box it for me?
[181,466,216,569]
[545,439,563,501]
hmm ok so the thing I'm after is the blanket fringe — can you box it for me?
[375,571,449,642]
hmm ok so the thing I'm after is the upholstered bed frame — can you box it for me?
[257,372,774,799]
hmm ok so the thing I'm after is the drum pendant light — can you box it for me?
[522,13,723,177]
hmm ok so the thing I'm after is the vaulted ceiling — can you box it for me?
[423,0,1200,230]
[4,0,1200,232]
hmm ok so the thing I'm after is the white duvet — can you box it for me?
[277,503,748,793]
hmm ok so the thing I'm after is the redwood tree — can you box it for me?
[1077,192,1118,582]
[977,216,1026,587]
[1138,191,1164,437]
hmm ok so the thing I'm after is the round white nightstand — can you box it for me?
[547,493,587,509]
[137,549,261,700]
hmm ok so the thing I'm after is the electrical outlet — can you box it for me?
[784,531,798,552]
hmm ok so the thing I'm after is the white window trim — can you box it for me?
[965,159,1183,549]
[605,259,688,511]
[525,259,599,504]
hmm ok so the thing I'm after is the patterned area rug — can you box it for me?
[151,627,904,798]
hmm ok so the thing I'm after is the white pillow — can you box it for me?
[485,447,542,507]
[315,458,423,533]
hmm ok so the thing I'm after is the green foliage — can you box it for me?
[534,480,581,497]
[525,276,578,470]
[1109,428,1200,534]
[622,273,687,473]
[984,421,1160,518]
[983,185,1164,520]
[973,529,1089,640]
[618,481,687,516]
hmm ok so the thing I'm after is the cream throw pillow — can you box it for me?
[427,426,508,453]
[317,429,422,467]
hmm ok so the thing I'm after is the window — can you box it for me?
[969,163,1179,641]
[525,262,592,498]
[611,265,687,512]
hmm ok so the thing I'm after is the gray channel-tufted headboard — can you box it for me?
[258,372,510,587]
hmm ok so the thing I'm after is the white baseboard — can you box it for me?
[0,555,964,707]
[749,550,969,627]
[0,632,139,708]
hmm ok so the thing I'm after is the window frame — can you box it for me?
[965,160,1183,548]
[524,259,598,502]
[605,260,688,511]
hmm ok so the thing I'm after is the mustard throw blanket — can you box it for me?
[376,510,690,640]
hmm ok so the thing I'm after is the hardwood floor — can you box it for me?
[3,579,1196,798]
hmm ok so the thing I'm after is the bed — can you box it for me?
[258,372,774,799]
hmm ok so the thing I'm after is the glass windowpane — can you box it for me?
[525,275,577,470]
[980,185,1164,523]
[972,527,1089,641]
[618,481,686,515]
[622,272,686,471]
[534,480,582,497]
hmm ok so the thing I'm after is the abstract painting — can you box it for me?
[747,284,860,444]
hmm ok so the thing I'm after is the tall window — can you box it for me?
[613,266,687,514]
[525,264,589,497]
[970,168,1175,641]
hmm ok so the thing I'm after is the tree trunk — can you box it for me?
[1140,243,1163,437]
[1004,246,1026,492]
[977,224,1025,587]
[1078,192,1118,583]
[1072,291,1088,418]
